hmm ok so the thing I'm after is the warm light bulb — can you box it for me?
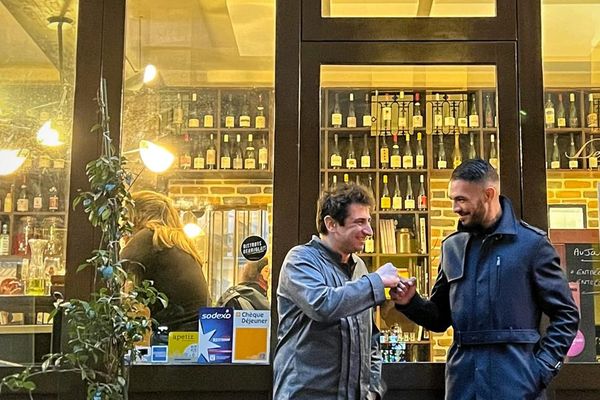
[0,149,27,175]
[183,222,203,238]
[143,65,157,83]
[36,120,63,147]
[138,140,174,173]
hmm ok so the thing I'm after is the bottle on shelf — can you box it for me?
[452,133,462,168]
[415,132,424,169]
[484,94,494,128]
[380,175,391,210]
[382,101,392,132]
[258,134,269,170]
[188,92,200,128]
[33,176,43,211]
[364,235,375,253]
[203,101,214,128]
[568,133,579,169]
[457,98,468,129]
[550,134,560,169]
[193,138,205,170]
[233,134,244,170]
[206,133,217,169]
[239,94,251,128]
[363,93,372,127]
[402,133,414,169]
[3,187,13,213]
[332,93,342,128]
[346,134,357,169]
[48,186,59,212]
[380,131,390,169]
[404,175,415,210]
[445,102,456,128]
[347,93,357,128]
[16,179,29,212]
[173,93,184,135]
[468,132,477,160]
[469,93,479,128]
[588,135,598,170]
[398,100,408,132]
[544,93,555,129]
[489,134,498,169]
[0,223,9,256]
[392,175,403,210]
[361,133,371,168]
[330,133,342,169]
[433,94,443,129]
[417,175,427,211]
[367,175,376,208]
[568,93,578,128]
[225,94,236,128]
[244,133,256,170]
[412,93,423,129]
[587,94,598,128]
[556,94,566,128]
[220,134,232,169]
[390,134,402,169]
[437,135,447,169]
[330,174,338,191]
[343,173,350,184]
[255,94,266,129]
[179,135,192,169]
[355,174,361,185]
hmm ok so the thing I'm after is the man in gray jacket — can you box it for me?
[273,183,400,400]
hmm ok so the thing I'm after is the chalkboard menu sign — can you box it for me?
[566,244,599,362]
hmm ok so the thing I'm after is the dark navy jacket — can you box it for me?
[398,196,579,400]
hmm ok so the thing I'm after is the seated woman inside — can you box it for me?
[121,191,210,336]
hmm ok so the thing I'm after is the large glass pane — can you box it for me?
[0,1,77,364]
[542,0,600,363]
[322,0,496,18]
[121,0,275,365]
[320,64,497,362]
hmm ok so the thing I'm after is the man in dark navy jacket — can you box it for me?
[392,159,579,400]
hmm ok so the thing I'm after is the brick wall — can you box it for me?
[167,179,273,208]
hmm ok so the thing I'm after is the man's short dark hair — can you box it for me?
[451,158,499,184]
[316,183,375,235]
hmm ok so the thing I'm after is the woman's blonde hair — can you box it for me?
[130,191,203,266]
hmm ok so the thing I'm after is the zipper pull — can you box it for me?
[496,256,501,267]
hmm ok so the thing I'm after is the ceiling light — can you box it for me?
[47,16,73,31]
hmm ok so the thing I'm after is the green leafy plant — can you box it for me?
[0,78,167,400]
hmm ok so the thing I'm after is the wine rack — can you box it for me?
[321,87,500,362]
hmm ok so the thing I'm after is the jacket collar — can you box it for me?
[456,195,518,237]
[309,235,357,269]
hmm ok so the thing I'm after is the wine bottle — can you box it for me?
[361,134,371,168]
[415,132,424,169]
[412,93,423,129]
[457,99,468,129]
[398,101,408,131]
[568,93,578,128]
[417,175,427,211]
[437,135,447,169]
[556,94,566,128]
[382,101,392,132]
[330,133,342,169]
[193,138,205,170]
[346,134,357,169]
[173,93,184,135]
[445,102,456,128]
[179,135,192,169]
[0,224,9,256]
[568,133,578,169]
[16,180,29,212]
[3,187,13,212]
[225,94,236,128]
[484,94,494,128]
[380,175,391,210]
[347,93,357,128]
[33,175,43,211]
[203,101,214,128]
[48,186,59,211]
[255,94,266,129]
[206,133,217,169]
[489,134,498,169]
[239,94,251,128]
[380,132,390,169]
[550,134,560,169]
[588,135,598,170]
[258,135,269,170]
[244,134,256,169]
[343,173,350,184]
[392,175,403,210]
[362,93,372,127]
[453,133,462,168]
[469,93,479,128]
[233,134,244,170]
[332,93,342,128]
[544,93,555,129]
[330,175,338,190]
[468,132,477,160]
[364,235,375,253]
[367,175,376,209]
[587,94,598,128]
[433,94,443,129]
[402,133,414,169]
[390,135,401,169]
[404,175,415,210]
[188,92,200,128]
[355,174,361,185]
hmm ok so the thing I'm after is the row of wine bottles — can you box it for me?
[544,92,598,129]
[547,133,599,170]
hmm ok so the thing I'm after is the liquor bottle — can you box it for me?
[433,94,443,129]
[568,93,578,128]
[33,177,43,211]
[193,139,205,170]
[343,174,350,184]
[179,135,192,169]
[417,175,427,211]
[550,134,560,169]
[225,94,236,128]
[412,93,423,129]
[330,133,342,169]
[330,175,338,190]
[332,93,342,128]
[469,93,479,128]
[453,134,463,168]
[588,135,598,170]
[457,99,468,129]
[362,93,372,127]
[380,132,390,169]
[445,102,456,128]
[367,175,376,208]
[203,101,214,128]
[346,134,357,169]
[382,101,392,132]
[0,224,9,256]
[355,174,361,185]
[239,94,251,128]
[48,186,59,211]
[380,175,391,210]
[415,132,424,169]
[360,134,371,168]
[398,102,407,132]
[568,133,578,169]
[188,92,200,128]
[403,134,414,169]
[404,175,415,210]
[489,134,498,169]
[556,94,566,128]
[468,132,477,160]
[173,93,184,134]
[390,135,401,169]
[233,134,244,170]
[392,175,403,210]
[258,135,269,170]
[3,187,13,212]
[347,93,357,128]
[255,94,266,129]
[244,134,256,169]
[206,133,217,169]
[364,235,375,253]
[437,135,447,169]
[484,94,494,128]
[544,93,555,129]
[16,180,29,212]
[587,94,598,128]
[220,134,232,169]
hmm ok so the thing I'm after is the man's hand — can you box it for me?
[389,277,417,305]
[375,263,400,288]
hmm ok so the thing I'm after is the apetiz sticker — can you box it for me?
[241,236,268,261]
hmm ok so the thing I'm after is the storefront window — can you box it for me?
[542,0,600,362]
[121,1,274,365]
[322,0,496,18]
[0,1,77,364]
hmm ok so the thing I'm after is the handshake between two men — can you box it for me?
[374,262,418,306]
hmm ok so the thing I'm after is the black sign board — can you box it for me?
[241,236,268,261]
